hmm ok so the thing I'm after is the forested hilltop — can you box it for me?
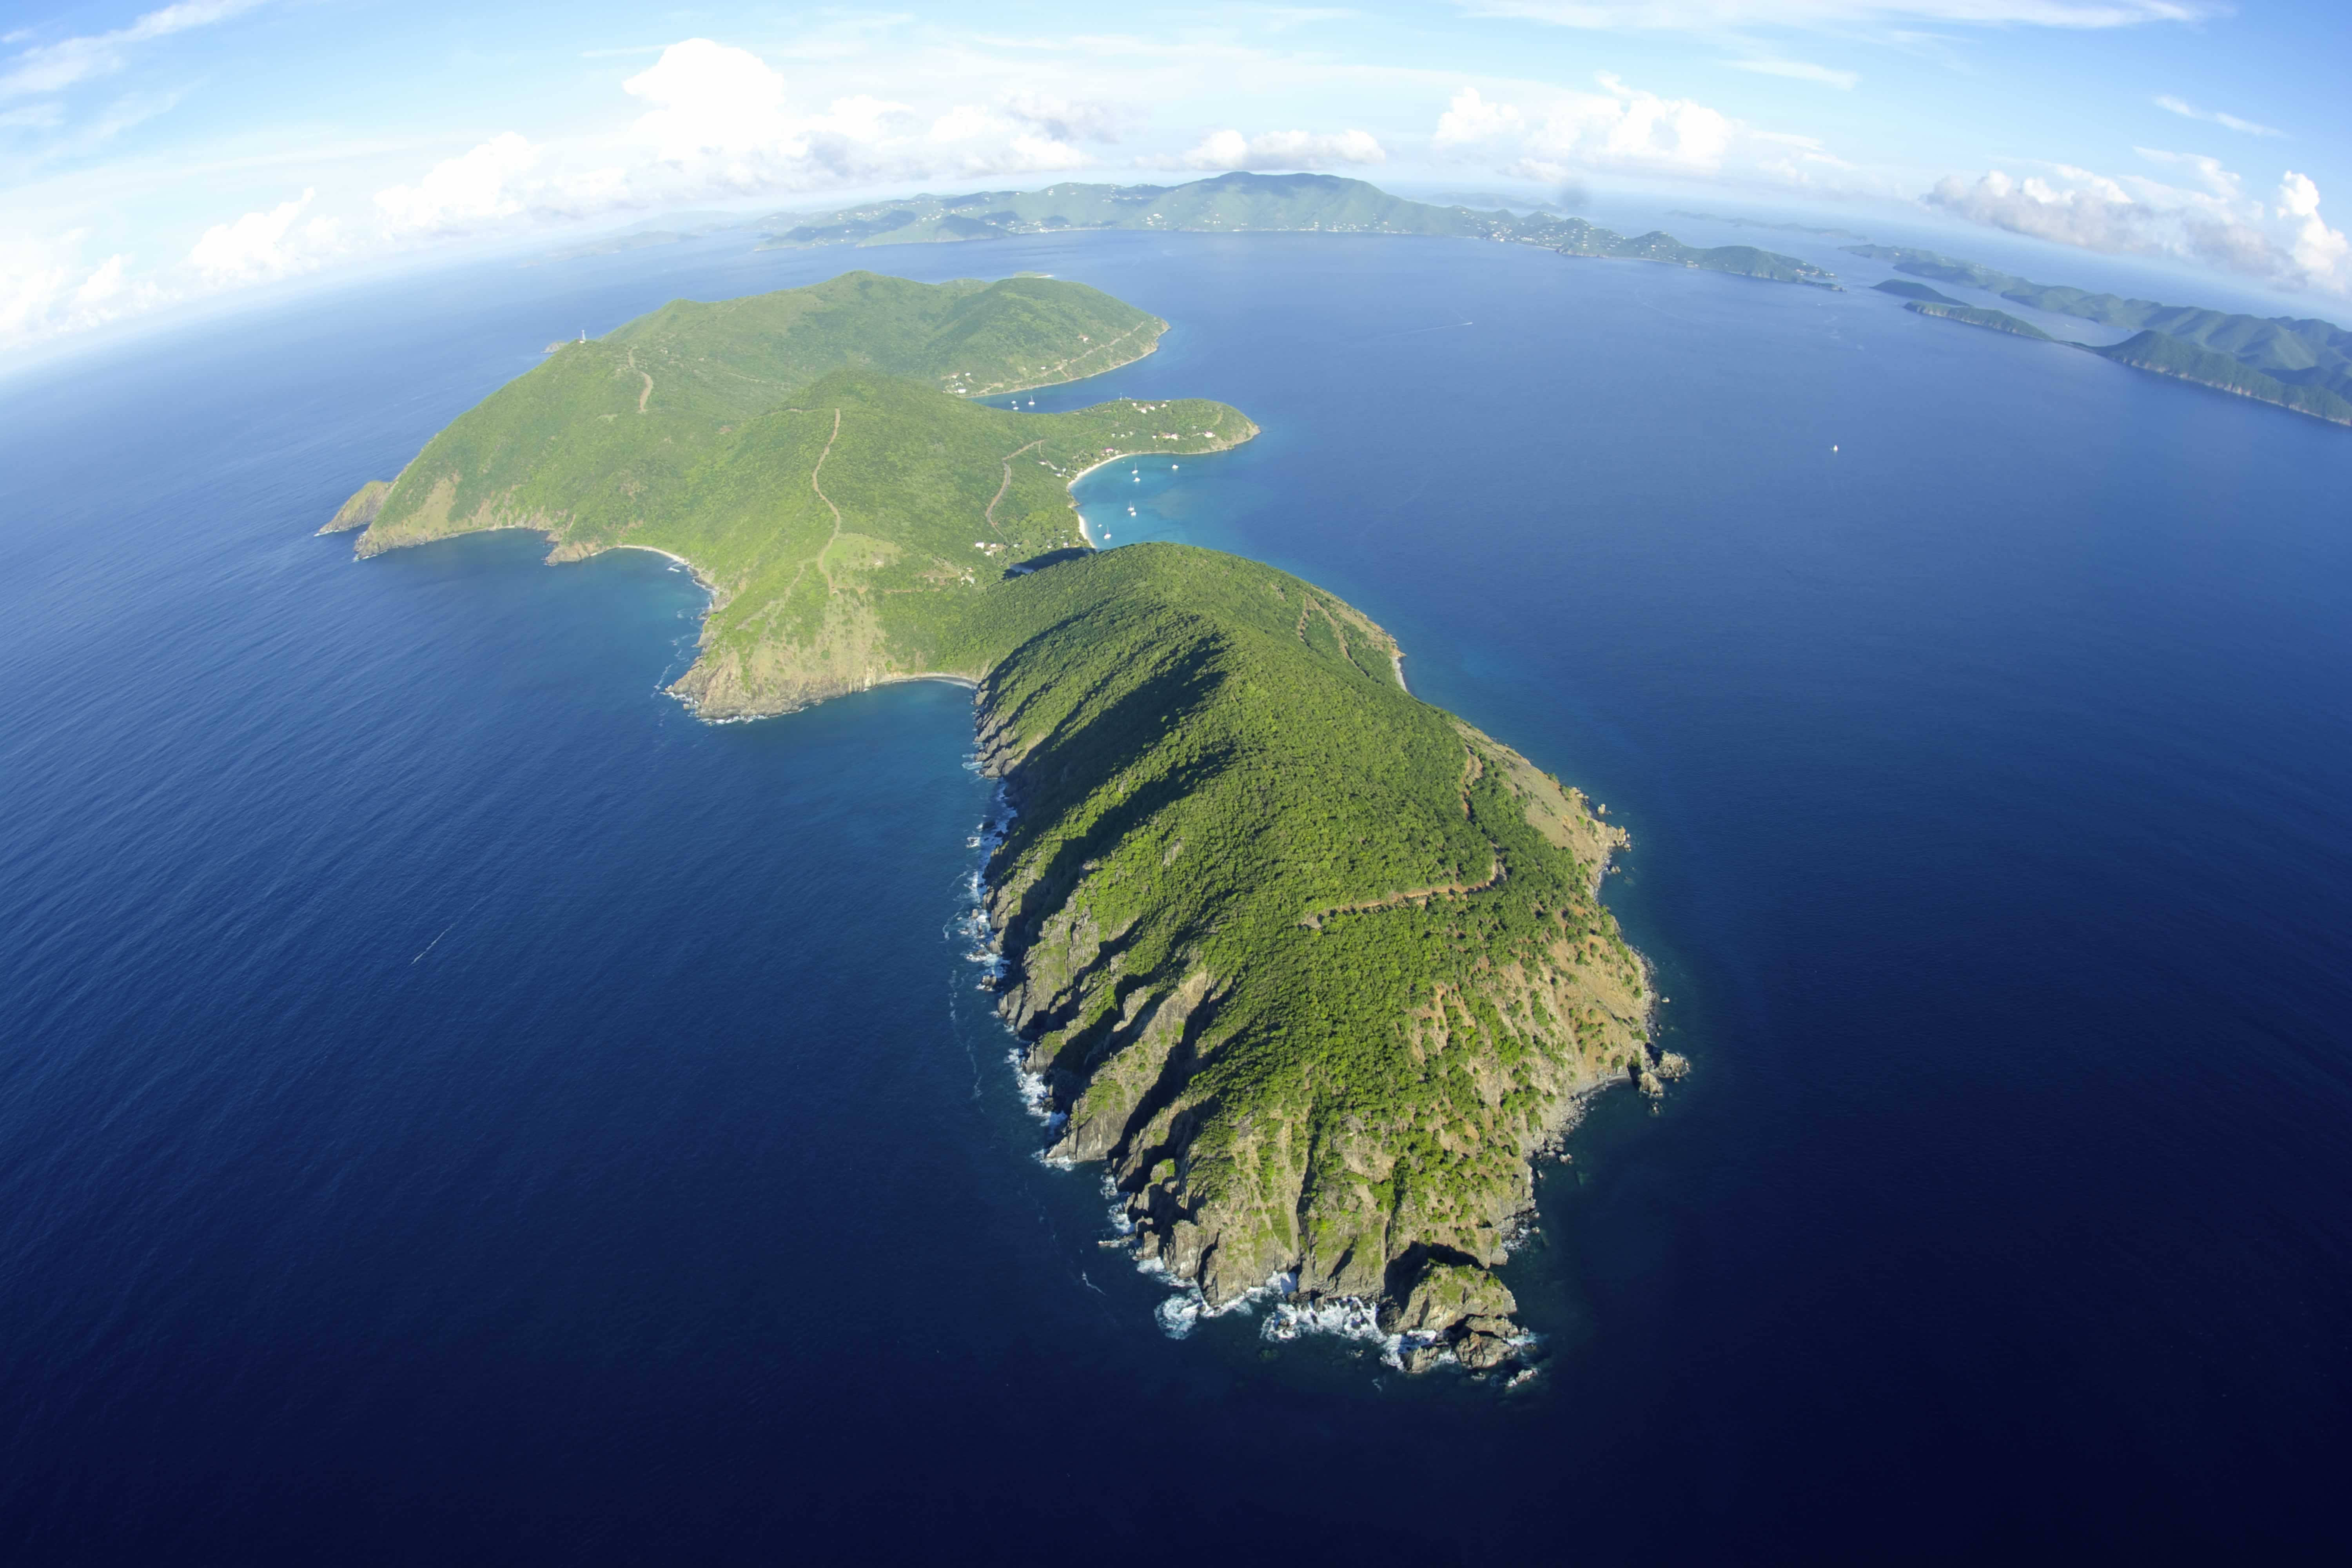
[1855,244,2352,426]
[328,272,1676,1374]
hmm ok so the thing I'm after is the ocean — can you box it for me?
[2,228,2347,1563]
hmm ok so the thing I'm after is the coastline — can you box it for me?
[969,316,1167,400]
[1063,450,1134,550]
[609,542,721,597]
[678,668,980,724]
[1056,417,1259,552]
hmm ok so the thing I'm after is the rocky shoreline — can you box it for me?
[967,651,1685,1377]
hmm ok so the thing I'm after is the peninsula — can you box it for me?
[328,271,1673,1373]
[1857,244,2352,427]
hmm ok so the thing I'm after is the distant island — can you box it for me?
[1873,282,2051,340]
[545,171,1840,291]
[327,271,1676,1375]
[1856,244,2352,427]
[760,172,1842,289]
[1668,210,1868,241]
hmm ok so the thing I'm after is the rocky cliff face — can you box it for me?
[973,662,1662,1372]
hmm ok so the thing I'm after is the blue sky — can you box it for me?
[4,0,2345,352]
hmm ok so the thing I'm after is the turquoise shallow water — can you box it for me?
[2,230,2348,1562]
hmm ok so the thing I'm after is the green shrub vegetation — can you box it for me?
[332,270,1658,1354]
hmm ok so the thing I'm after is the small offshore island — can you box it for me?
[328,271,1681,1375]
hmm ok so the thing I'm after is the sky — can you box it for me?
[4,0,2347,356]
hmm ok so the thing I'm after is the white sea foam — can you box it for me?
[1155,1293,1205,1338]
[1143,1268,1305,1340]
[1261,1294,1387,1348]
[955,784,1016,991]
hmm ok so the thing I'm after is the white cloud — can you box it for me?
[1,230,166,341]
[624,38,795,165]
[1,240,78,339]
[1434,78,1871,190]
[1435,80,1735,177]
[989,134,1092,173]
[374,134,539,235]
[189,186,343,283]
[1925,161,2350,295]
[2278,172,2350,292]
[1459,0,2204,27]
[1927,166,2145,250]
[2153,95,2282,138]
[1179,127,1387,171]
[1727,58,1858,89]
[607,39,1122,194]
[1001,91,1123,145]
[0,0,260,100]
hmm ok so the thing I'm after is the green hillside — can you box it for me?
[964,546,1653,1330]
[757,171,1840,289]
[341,272,1254,713]
[329,272,1668,1369]
[2091,329,2352,425]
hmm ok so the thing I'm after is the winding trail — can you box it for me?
[986,439,1044,534]
[810,408,845,592]
[974,319,1155,395]
[759,408,843,620]
[1299,849,1505,931]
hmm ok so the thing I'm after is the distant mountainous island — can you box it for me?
[1855,244,2352,427]
[758,172,1842,289]
[327,271,1675,1376]
[549,171,1840,291]
[1872,281,2051,339]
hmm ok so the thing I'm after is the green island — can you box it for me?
[1872,291,2042,345]
[565,171,1839,291]
[327,270,1678,1374]
[1856,243,2352,426]
[760,172,1840,289]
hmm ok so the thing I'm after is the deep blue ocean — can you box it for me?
[3,228,2348,1563]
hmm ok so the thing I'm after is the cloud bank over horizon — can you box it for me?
[1926,158,2349,296]
[0,0,2343,354]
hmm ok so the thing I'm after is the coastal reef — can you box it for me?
[332,271,1673,1371]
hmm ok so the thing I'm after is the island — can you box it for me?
[543,171,1840,292]
[326,270,1679,1374]
[757,172,1841,289]
[1855,244,2352,427]
[1875,276,2050,338]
